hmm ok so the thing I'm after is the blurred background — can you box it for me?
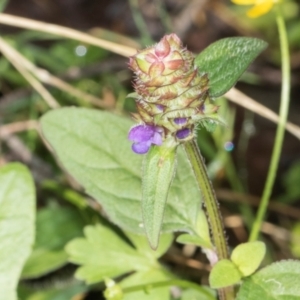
[0,0,300,299]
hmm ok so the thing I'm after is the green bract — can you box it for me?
[142,144,177,249]
[195,37,267,98]
[129,33,222,145]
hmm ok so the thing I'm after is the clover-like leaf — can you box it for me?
[231,241,266,277]
[209,259,242,289]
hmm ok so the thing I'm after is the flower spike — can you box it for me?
[128,34,221,154]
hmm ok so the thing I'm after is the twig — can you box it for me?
[0,120,38,137]
[0,13,136,57]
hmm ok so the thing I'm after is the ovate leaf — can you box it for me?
[40,108,200,235]
[0,163,35,300]
[195,37,267,98]
[237,260,300,300]
[231,241,266,277]
[209,259,242,288]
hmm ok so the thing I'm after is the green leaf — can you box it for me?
[176,234,210,248]
[120,269,171,300]
[0,163,35,300]
[125,232,173,260]
[195,37,267,98]
[40,108,200,235]
[291,223,300,257]
[22,249,67,280]
[0,0,8,12]
[209,259,242,288]
[66,224,159,284]
[104,279,123,300]
[231,241,266,277]
[22,204,85,279]
[176,210,212,249]
[279,161,300,204]
[19,283,87,300]
[142,145,177,249]
[180,287,216,300]
[237,260,300,300]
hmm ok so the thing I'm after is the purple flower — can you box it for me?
[128,124,163,154]
[174,117,187,125]
[176,128,190,139]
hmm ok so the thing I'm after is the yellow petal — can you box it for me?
[247,0,274,17]
[231,0,256,5]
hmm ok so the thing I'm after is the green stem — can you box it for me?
[154,0,173,33]
[249,6,290,242]
[184,140,234,300]
[123,279,215,299]
[128,0,153,46]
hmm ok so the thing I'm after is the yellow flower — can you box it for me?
[232,0,278,18]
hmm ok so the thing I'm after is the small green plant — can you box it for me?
[0,0,299,299]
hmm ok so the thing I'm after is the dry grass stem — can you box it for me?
[0,13,136,57]
[0,37,114,109]
[226,88,300,140]
[0,120,38,137]
[0,37,60,109]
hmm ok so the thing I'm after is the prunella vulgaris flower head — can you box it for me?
[128,34,221,154]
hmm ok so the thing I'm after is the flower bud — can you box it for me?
[128,34,221,154]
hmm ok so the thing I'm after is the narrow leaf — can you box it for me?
[142,145,177,249]
[0,163,35,300]
[237,260,300,300]
[195,37,267,98]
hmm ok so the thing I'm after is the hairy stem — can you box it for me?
[184,140,234,300]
